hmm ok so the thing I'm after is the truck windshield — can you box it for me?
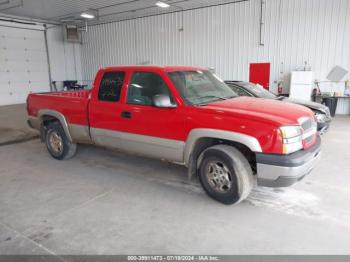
[168,70,238,105]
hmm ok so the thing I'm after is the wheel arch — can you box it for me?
[184,129,261,179]
[38,109,73,143]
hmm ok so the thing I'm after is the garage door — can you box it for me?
[0,24,50,106]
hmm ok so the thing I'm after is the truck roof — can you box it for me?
[103,65,208,72]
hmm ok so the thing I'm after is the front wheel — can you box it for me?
[45,122,77,160]
[198,145,254,205]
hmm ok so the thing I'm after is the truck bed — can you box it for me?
[27,90,91,126]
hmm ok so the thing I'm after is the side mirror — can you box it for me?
[153,94,177,108]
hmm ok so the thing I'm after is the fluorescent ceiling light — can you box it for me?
[80,12,95,19]
[156,1,170,8]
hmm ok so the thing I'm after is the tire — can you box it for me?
[198,145,254,205]
[45,122,77,160]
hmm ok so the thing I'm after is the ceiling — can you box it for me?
[0,0,246,25]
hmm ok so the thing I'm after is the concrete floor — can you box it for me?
[0,104,350,255]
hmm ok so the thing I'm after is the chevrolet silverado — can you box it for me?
[27,66,321,204]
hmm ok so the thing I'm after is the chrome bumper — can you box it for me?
[256,136,321,187]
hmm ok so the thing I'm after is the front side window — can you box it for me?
[127,72,173,106]
[98,71,125,102]
[229,85,251,97]
[168,70,237,105]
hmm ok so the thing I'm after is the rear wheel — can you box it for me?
[198,145,254,205]
[45,122,77,160]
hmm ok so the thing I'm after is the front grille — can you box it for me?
[304,134,314,144]
[299,117,317,147]
[301,118,313,131]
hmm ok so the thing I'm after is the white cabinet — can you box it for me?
[289,71,314,101]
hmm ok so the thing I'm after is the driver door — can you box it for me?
[117,70,186,162]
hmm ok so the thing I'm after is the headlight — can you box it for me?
[279,126,303,154]
[314,112,327,123]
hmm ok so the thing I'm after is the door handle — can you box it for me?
[121,111,132,119]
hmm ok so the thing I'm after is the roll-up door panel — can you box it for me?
[0,25,50,106]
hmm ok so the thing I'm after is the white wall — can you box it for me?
[80,0,350,94]
[46,26,82,89]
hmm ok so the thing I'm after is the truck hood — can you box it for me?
[203,97,314,126]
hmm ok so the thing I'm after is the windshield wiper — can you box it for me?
[200,95,228,101]
[192,95,238,106]
[225,95,238,99]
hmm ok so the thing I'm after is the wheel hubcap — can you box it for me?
[49,131,63,154]
[206,161,232,193]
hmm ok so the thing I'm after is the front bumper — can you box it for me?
[256,136,321,187]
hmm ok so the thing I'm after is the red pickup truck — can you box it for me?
[27,66,321,204]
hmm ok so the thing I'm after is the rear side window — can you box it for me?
[127,72,173,106]
[98,71,125,102]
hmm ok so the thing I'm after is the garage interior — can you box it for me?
[1,0,350,257]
